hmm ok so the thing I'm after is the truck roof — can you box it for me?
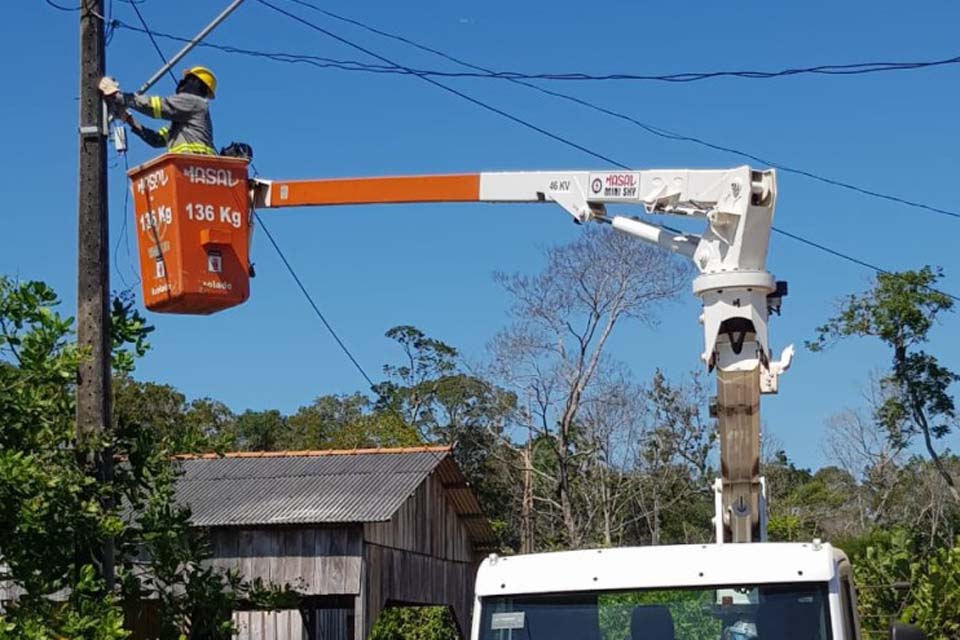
[475,542,846,597]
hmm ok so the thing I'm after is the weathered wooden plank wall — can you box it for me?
[363,475,476,563]
[358,473,480,639]
[233,607,353,640]
[233,609,304,640]
[359,544,476,639]
[208,526,363,595]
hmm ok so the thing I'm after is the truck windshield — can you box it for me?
[479,583,831,640]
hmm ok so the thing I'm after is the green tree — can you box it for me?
[635,370,715,546]
[182,397,235,452]
[766,464,859,543]
[283,393,369,449]
[0,278,127,639]
[903,537,960,639]
[375,326,518,544]
[852,529,960,640]
[851,529,915,639]
[809,267,959,503]
[227,409,289,451]
[114,378,223,454]
[323,411,421,449]
[370,607,460,640]
[114,378,237,455]
[0,278,291,639]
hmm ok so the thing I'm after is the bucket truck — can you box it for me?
[128,155,927,640]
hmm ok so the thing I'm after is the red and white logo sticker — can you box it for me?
[588,173,640,200]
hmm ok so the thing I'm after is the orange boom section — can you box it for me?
[128,154,251,314]
[257,173,481,208]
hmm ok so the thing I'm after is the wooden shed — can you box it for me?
[173,446,495,640]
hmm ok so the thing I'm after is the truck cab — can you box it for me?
[471,542,863,640]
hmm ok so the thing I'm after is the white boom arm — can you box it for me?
[256,165,791,542]
[475,167,791,383]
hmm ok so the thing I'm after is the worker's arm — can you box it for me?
[128,121,169,148]
[119,92,203,123]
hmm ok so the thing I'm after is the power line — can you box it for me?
[108,17,960,86]
[286,0,960,84]
[115,9,960,223]
[125,0,178,86]
[254,0,624,167]
[282,1,960,83]
[257,0,960,301]
[771,227,960,302]
[108,3,960,301]
[113,21,414,73]
[283,0,960,223]
[112,153,140,289]
[110,0,162,290]
[281,53,960,82]
[44,0,81,11]
[112,22,426,73]
[254,211,378,390]
[110,14,960,221]
[255,212,453,456]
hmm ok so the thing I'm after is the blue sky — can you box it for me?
[4,0,960,470]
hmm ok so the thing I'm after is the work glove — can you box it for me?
[98,76,121,97]
[119,110,137,129]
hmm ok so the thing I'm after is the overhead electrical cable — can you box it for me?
[111,152,133,288]
[257,0,960,301]
[255,212,455,459]
[126,0,178,85]
[44,0,81,11]
[286,0,960,82]
[254,212,379,390]
[114,12,960,222]
[110,18,960,84]
[113,22,424,74]
[254,0,623,166]
[279,0,960,223]
[108,0,165,287]
[106,4,960,301]
[771,228,960,302]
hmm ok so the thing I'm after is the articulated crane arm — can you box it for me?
[253,166,793,543]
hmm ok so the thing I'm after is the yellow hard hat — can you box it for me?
[183,66,217,98]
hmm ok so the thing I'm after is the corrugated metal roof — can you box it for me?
[174,448,496,547]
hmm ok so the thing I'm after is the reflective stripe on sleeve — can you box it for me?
[168,142,217,155]
[150,96,162,119]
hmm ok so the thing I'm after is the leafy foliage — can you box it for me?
[808,267,959,502]
[903,538,960,639]
[850,529,960,640]
[370,607,460,640]
[6,254,960,639]
[0,278,292,639]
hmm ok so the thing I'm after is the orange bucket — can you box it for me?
[128,153,251,314]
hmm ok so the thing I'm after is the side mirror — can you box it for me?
[890,623,925,640]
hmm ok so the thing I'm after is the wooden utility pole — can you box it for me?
[76,0,114,589]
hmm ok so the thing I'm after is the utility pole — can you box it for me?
[77,0,114,589]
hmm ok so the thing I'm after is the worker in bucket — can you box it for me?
[99,66,217,155]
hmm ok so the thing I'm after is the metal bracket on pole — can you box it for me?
[137,0,247,95]
[80,101,110,138]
